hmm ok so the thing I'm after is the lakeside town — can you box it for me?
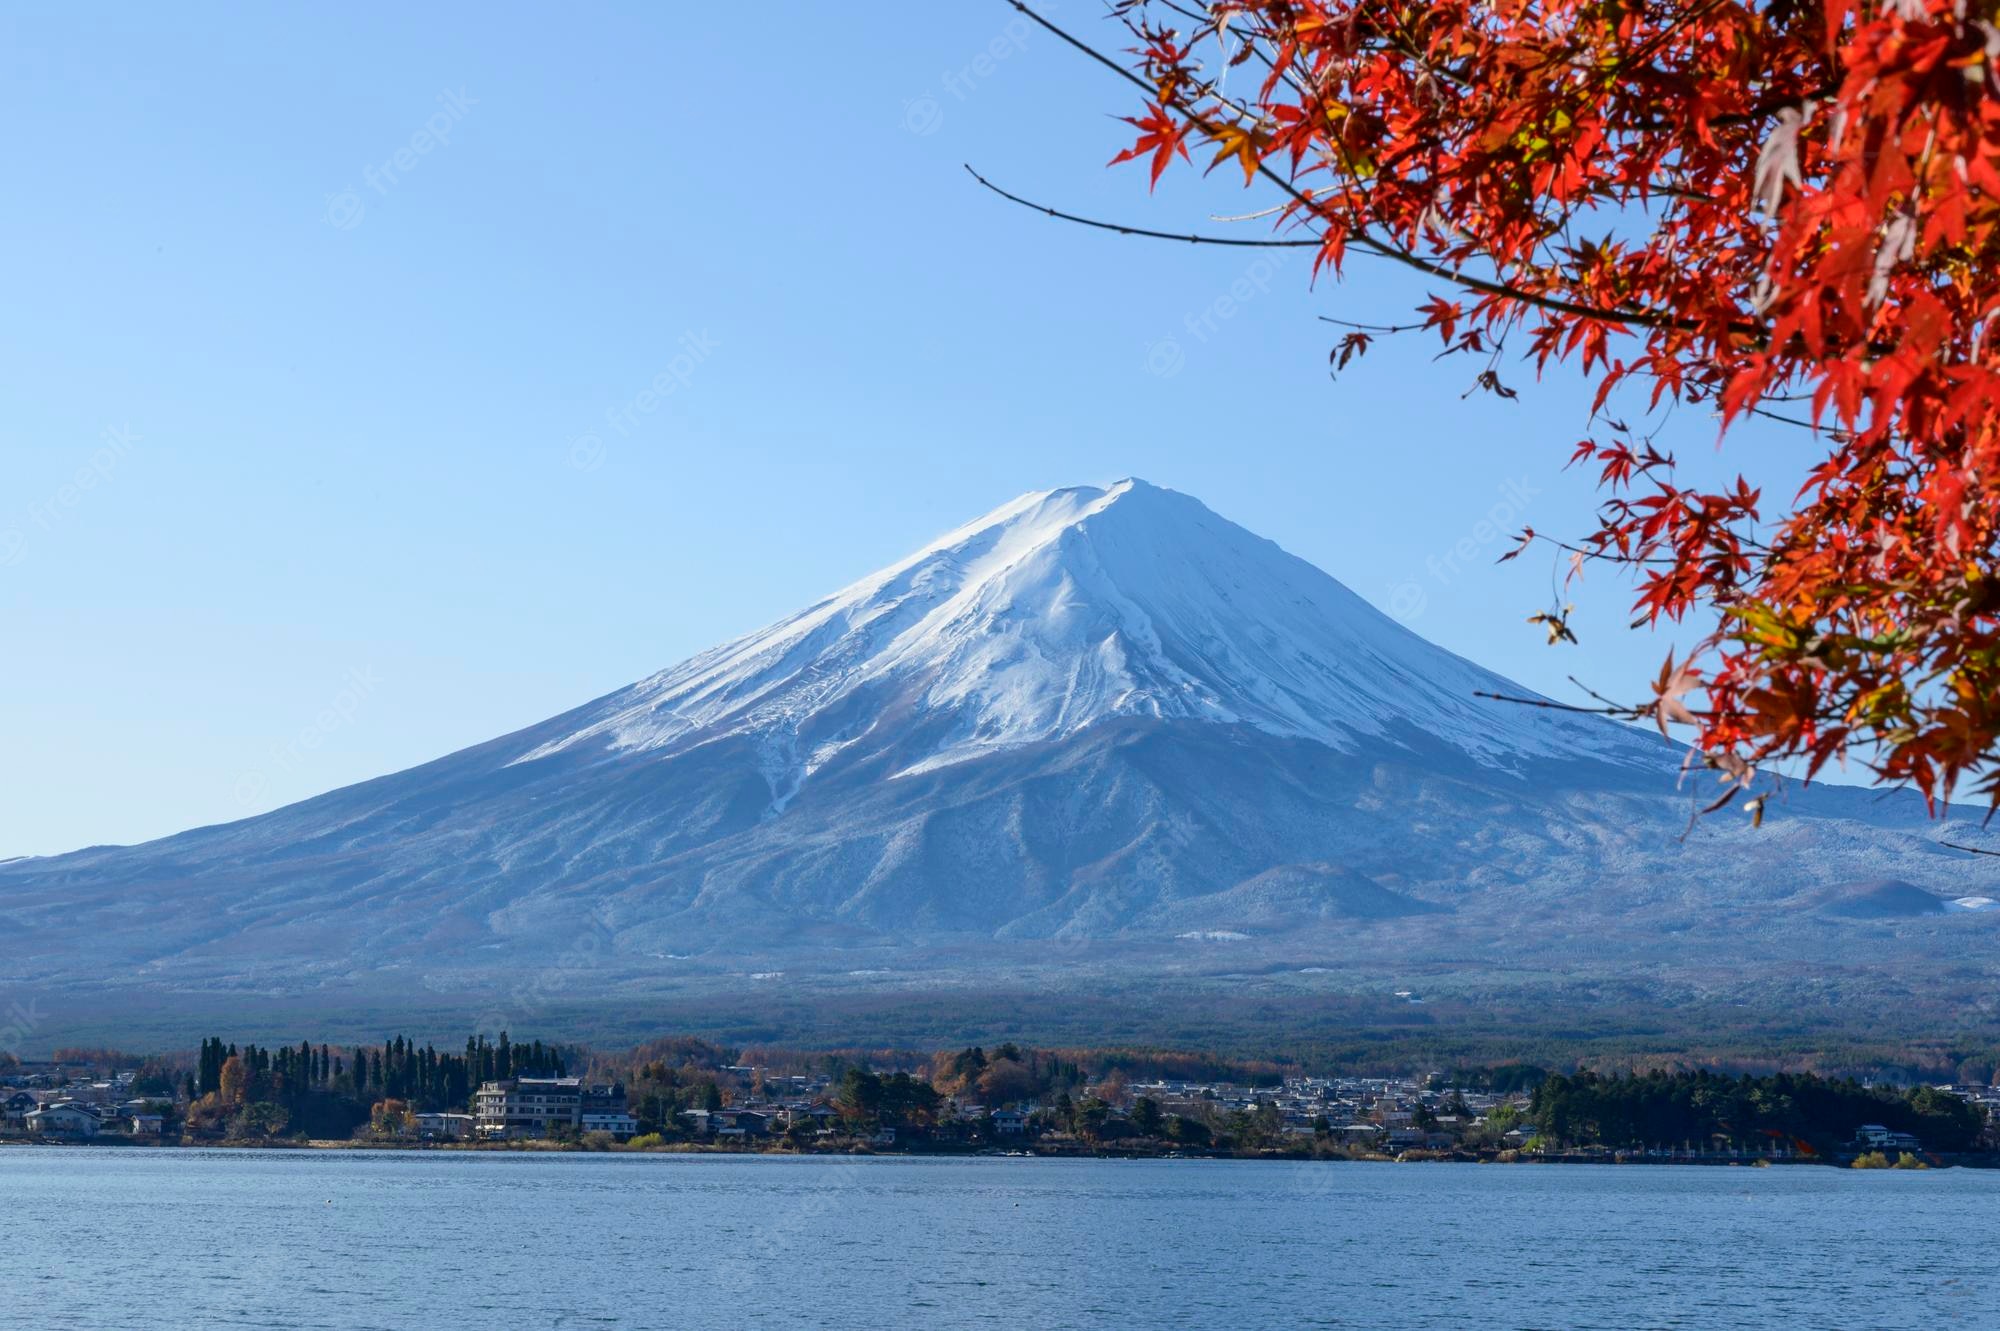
[7,1037,2000,1167]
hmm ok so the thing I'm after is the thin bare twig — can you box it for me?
[1472,690,1636,716]
[964,166,1324,248]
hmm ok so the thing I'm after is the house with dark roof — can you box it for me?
[24,1102,103,1138]
[2,1091,40,1128]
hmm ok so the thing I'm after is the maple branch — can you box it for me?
[1319,315,1422,334]
[1745,404,1857,440]
[1568,674,1658,715]
[964,166,1325,248]
[1151,0,1315,101]
[1471,690,1641,717]
[1002,0,1754,338]
[1507,531,1676,568]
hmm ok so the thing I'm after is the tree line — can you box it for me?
[1529,1070,1986,1153]
[184,1032,569,1139]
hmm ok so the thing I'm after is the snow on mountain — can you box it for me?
[4,477,1994,1034]
[514,479,1662,802]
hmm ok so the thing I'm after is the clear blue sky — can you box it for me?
[0,3,1830,856]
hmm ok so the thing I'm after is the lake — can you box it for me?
[3,1149,1994,1328]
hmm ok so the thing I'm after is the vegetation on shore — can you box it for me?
[174,1033,568,1140]
[12,1033,1996,1163]
[1528,1070,1986,1154]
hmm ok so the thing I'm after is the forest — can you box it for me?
[1529,1071,1987,1153]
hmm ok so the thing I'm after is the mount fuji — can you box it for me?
[4,479,1994,1042]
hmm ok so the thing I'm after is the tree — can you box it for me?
[1131,1096,1165,1136]
[230,1101,290,1139]
[974,1058,1039,1107]
[1072,1096,1112,1141]
[370,1098,413,1138]
[1013,0,2000,812]
[836,1068,942,1129]
[218,1054,248,1108]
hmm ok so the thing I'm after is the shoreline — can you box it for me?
[7,1137,1992,1168]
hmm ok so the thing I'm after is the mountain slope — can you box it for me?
[2,479,1995,1032]
[515,479,1665,786]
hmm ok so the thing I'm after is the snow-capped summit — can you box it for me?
[515,479,1658,801]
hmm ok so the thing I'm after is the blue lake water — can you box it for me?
[3,1148,1994,1329]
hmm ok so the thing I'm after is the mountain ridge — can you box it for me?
[3,478,1995,1039]
[508,478,1669,804]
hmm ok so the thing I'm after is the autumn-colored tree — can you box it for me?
[370,1097,413,1137]
[928,1045,990,1098]
[973,1057,1040,1106]
[217,1053,248,1108]
[1007,0,2000,813]
[1087,1069,1132,1108]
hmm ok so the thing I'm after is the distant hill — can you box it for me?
[1819,880,1951,919]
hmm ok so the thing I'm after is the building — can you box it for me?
[580,1084,638,1138]
[1855,1124,1922,1152]
[992,1109,1030,1137]
[476,1077,582,1138]
[413,1111,476,1141]
[24,1103,103,1138]
[474,1078,631,1140]
[784,1103,838,1132]
[714,1109,771,1138]
[2,1091,39,1128]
